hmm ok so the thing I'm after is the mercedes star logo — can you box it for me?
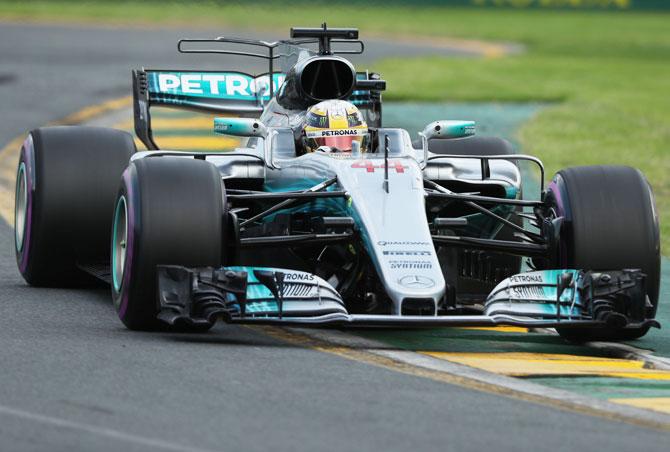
[399,275,435,289]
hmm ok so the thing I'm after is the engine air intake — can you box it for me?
[277,56,356,110]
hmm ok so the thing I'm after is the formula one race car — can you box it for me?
[14,25,661,341]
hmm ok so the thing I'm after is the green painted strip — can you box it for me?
[528,376,670,400]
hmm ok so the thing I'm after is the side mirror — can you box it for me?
[214,118,278,169]
[421,120,475,140]
[418,120,475,169]
[214,118,268,138]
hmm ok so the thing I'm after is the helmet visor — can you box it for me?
[313,135,363,152]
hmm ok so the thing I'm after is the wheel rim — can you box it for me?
[112,196,128,292]
[14,162,27,252]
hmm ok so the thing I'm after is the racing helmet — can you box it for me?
[303,100,368,153]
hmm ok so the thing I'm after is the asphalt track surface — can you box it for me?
[1,22,669,452]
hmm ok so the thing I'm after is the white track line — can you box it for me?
[0,404,217,452]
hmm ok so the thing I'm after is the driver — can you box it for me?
[302,100,369,154]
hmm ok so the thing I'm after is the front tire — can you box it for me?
[546,166,660,341]
[112,157,227,331]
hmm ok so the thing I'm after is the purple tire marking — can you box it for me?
[18,135,34,274]
[547,180,562,212]
[547,179,568,267]
[117,167,135,320]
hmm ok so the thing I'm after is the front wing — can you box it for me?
[156,265,659,332]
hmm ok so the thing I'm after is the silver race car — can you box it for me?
[14,25,661,341]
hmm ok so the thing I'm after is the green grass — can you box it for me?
[367,11,670,252]
[2,1,670,250]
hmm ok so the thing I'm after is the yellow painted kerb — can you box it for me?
[610,398,670,415]
[0,96,132,227]
[422,351,670,380]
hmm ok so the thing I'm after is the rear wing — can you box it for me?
[132,69,281,149]
[132,69,383,150]
[132,25,384,150]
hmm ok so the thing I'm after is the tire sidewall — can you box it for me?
[15,135,35,276]
[546,174,571,268]
[112,165,140,326]
[111,158,226,331]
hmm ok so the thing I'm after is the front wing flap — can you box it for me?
[157,265,347,326]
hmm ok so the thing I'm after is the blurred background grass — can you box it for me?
[1,1,669,251]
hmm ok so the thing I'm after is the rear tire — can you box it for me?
[546,166,660,341]
[112,157,227,331]
[15,127,135,286]
[423,135,515,156]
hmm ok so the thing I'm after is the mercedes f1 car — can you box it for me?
[14,25,661,341]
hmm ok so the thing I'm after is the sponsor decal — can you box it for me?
[390,261,432,269]
[511,286,547,299]
[351,159,408,173]
[377,241,431,247]
[148,72,286,101]
[399,275,435,289]
[509,274,543,283]
[283,273,315,281]
[305,128,367,138]
[383,250,432,256]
